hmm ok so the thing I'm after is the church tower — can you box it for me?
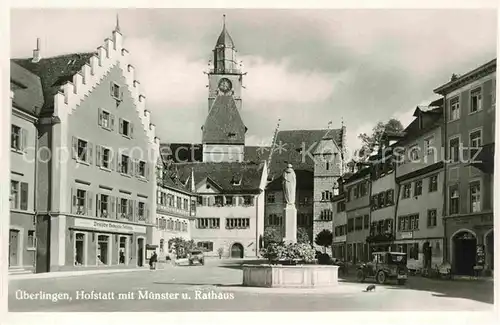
[202,15,247,162]
[207,15,244,110]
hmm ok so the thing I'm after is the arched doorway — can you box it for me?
[230,243,244,258]
[452,230,477,275]
[485,230,494,272]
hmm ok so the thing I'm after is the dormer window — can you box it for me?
[231,176,241,186]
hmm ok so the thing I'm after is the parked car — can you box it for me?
[356,251,408,285]
[188,249,205,266]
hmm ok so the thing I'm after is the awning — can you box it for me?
[146,244,158,250]
[468,143,494,174]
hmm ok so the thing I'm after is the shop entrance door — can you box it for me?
[9,230,19,267]
[137,238,144,267]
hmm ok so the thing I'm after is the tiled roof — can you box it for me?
[10,61,44,116]
[175,161,265,193]
[159,169,193,195]
[159,143,270,164]
[398,100,443,145]
[344,166,371,184]
[244,146,270,163]
[268,128,342,178]
[160,143,203,163]
[12,53,96,116]
[202,95,246,145]
[266,169,314,191]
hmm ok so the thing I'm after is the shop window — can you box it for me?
[97,235,110,265]
[75,233,85,266]
[119,236,128,264]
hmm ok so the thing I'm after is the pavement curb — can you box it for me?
[9,267,151,280]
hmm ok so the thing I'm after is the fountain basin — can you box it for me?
[242,264,339,288]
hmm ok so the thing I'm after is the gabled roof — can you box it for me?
[159,171,194,196]
[202,95,246,145]
[12,53,95,116]
[397,99,443,146]
[175,161,265,193]
[10,61,44,116]
[268,128,342,178]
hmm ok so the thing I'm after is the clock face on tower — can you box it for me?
[218,78,233,93]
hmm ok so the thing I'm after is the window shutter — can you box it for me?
[110,196,115,219]
[20,182,28,211]
[87,142,93,164]
[21,128,28,152]
[118,155,122,173]
[128,200,134,221]
[120,89,124,101]
[110,114,115,131]
[119,118,123,135]
[146,205,150,223]
[130,123,134,138]
[96,194,101,218]
[98,108,103,126]
[145,163,150,180]
[87,191,93,216]
[72,137,78,160]
[96,145,101,167]
[129,158,134,176]
[71,187,77,213]
[110,82,114,96]
[116,197,121,218]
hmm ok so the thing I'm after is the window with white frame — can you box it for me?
[138,161,146,178]
[77,139,89,162]
[429,175,438,192]
[450,96,460,121]
[449,137,460,163]
[11,125,26,151]
[76,189,86,215]
[414,180,423,196]
[137,202,146,221]
[119,118,132,137]
[98,109,114,130]
[449,185,460,215]
[469,181,481,213]
[27,230,36,248]
[402,183,411,199]
[424,136,435,156]
[427,209,437,227]
[409,145,419,161]
[469,129,482,159]
[470,88,482,113]
[97,193,110,218]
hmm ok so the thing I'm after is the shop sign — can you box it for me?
[400,231,413,239]
[74,218,147,234]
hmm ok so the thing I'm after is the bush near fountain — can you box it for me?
[242,242,339,288]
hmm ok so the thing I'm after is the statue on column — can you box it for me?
[282,163,296,206]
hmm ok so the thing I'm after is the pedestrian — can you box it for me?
[149,252,158,270]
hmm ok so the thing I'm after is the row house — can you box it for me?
[175,162,267,258]
[434,59,495,276]
[394,101,446,271]
[367,150,397,254]
[344,167,371,263]
[10,22,159,273]
[153,163,197,260]
[332,191,346,260]
[9,61,44,272]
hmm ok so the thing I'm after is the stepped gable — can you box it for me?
[10,61,44,116]
[12,26,158,145]
[175,162,265,194]
[202,95,246,145]
[268,128,342,179]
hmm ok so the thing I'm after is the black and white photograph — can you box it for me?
[3,3,499,320]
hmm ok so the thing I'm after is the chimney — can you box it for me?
[32,38,41,63]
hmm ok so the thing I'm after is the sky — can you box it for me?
[10,9,497,155]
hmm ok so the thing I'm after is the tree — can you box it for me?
[314,229,333,253]
[217,247,224,259]
[297,227,310,244]
[168,237,196,259]
[356,118,404,161]
[263,227,282,247]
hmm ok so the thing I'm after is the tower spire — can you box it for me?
[115,13,121,33]
[223,14,226,29]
